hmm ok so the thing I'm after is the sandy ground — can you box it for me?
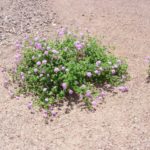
[0,0,150,149]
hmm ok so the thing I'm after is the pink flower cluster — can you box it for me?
[15,41,22,49]
[96,61,101,67]
[36,61,41,66]
[61,83,67,90]
[58,28,66,36]
[52,49,59,54]
[118,86,128,92]
[86,90,91,97]
[74,41,84,50]
[54,67,60,73]
[35,43,42,50]
[86,72,92,78]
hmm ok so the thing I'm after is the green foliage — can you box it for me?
[15,32,128,109]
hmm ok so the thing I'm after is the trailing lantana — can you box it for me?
[12,29,128,116]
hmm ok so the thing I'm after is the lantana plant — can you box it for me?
[13,29,128,115]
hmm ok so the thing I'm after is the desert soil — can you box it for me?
[0,0,150,150]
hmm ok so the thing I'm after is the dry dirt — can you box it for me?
[0,0,150,150]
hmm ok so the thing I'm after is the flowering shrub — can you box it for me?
[14,30,128,113]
